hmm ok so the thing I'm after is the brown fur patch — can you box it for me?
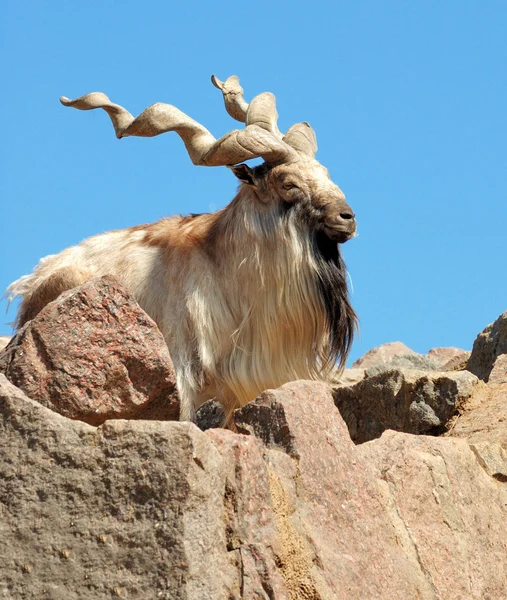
[141,213,222,255]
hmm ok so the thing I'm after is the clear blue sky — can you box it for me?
[2,1,506,364]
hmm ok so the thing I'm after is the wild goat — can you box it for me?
[7,75,357,424]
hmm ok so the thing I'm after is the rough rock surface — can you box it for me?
[236,381,433,599]
[427,346,468,364]
[1,373,506,599]
[467,310,507,382]
[195,399,226,431]
[0,374,236,600]
[334,367,479,443]
[0,276,179,425]
[440,350,471,372]
[449,374,507,483]
[206,429,289,598]
[334,367,365,387]
[358,430,507,600]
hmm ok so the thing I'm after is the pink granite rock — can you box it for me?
[0,276,179,425]
[359,430,507,600]
[236,381,443,599]
[206,428,289,598]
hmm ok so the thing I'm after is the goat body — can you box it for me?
[7,76,357,423]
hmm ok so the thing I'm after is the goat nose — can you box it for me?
[339,209,355,221]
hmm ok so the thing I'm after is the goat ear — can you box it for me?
[228,163,255,186]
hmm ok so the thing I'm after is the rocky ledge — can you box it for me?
[0,277,505,599]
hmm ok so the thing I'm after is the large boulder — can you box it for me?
[0,276,179,425]
[235,381,430,599]
[0,374,237,599]
[427,346,468,365]
[235,380,506,599]
[333,368,479,443]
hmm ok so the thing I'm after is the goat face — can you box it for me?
[231,160,356,243]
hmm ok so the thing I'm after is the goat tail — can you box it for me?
[5,256,92,330]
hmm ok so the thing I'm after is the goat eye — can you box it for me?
[282,183,296,190]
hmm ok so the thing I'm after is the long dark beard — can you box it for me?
[312,231,357,369]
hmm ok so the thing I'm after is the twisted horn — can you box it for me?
[212,75,317,158]
[211,75,248,123]
[60,92,295,166]
[283,122,318,158]
[212,75,282,138]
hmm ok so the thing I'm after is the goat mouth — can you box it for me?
[323,227,355,244]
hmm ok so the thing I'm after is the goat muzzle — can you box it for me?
[323,204,356,243]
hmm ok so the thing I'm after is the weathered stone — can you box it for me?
[359,430,507,600]
[427,346,468,365]
[440,350,471,372]
[488,353,507,385]
[449,379,507,446]
[236,381,439,599]
[468,440,507,482]
[334,367,365,387]
[333,368,479,443]
[195,399,226,431]
[206,429,289,598]
[0,374,237,599]
[364,354,444,377]
[467,310,507,382]
[0,276,179,425]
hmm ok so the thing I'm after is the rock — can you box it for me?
[206,429,289,598]
[235,381,433,599]
[0,276,179,425]
[334,367,365,387]
[195,399,226,431]
[488,353,507,385]
[235,380,507,599]
[428,346,468,366]
[364,354,443,377]
[440,350,471,372]
[467,440,507,482]
[0,336,10,352]
[0,374,237,599]
[333,368,479,443]
[2,375,506,599]
[352,341,416,368]
[467,310,507,382]
[358,430,507,600]
[449,377,507,447]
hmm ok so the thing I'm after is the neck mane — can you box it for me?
[206,186,357,378]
